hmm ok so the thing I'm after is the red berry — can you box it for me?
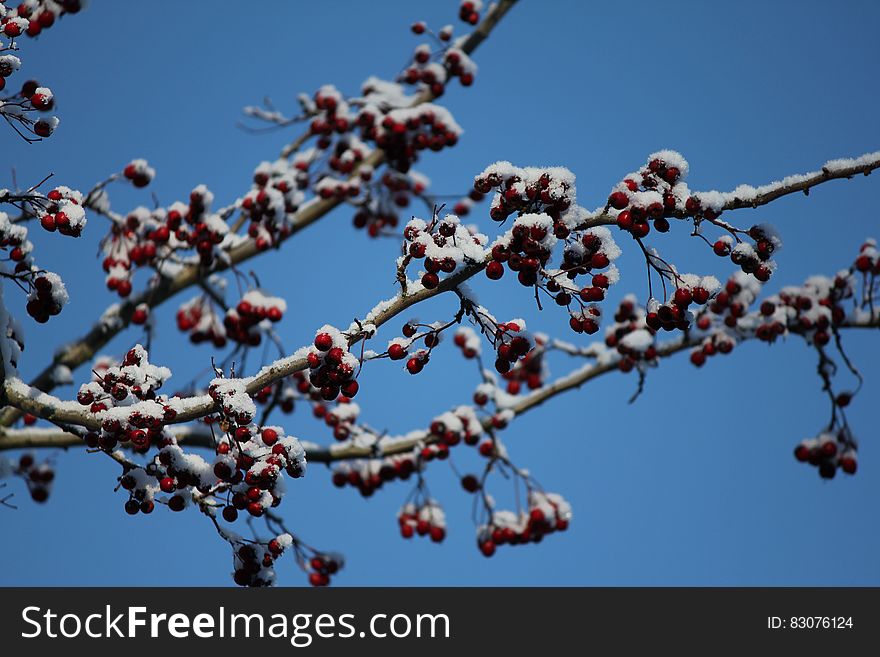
[608,191,629,210]
[855,254,872,272]
[422,272,440,289]
[314,332,334,351]
[486,260,504,280]
[3,22,22,37]
[840,456,857,475]
[40,214,56,232]
[406,357,424,375]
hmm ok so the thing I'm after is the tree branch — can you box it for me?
[3,313,876,460]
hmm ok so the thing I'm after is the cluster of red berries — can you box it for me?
[223,290,285,346]
[486,213,558,286]
[208,377,258,427]
[0,207,34,269]
[477,491,571,557]
[427,408,483,448]
[118,467,157,516]
[214,425,306,520]
[459,0,482,25]
[2,207,72,323]
[476,164,573,230]
[398,500,447,543]
[176,294,227,347]
[551,231,621,319]
[241,160,303,250]
[603,296,643,348]
[362,105,461,174]
[645,278,717,334]
[608,152,691,238]
[325,135,370,177]
[14,453,54,503]
[331,456,418,498]
[753,274,850,346]
[122,159,155,188]
[313,397,360,441]
[352,170,427,237]
[307,553,343,587]
[0,52,21,92]
[794,428,858,479]
[402,43,476,98]
[307,327,360,401]
[405,348,430,375]
[443,47,476,87]
[103,185,226,291]
[0,60,59,134]
[689,331,735,367]
[99,203,171,299]
[231,535,294,587]
[404,213,487,290]
[180,186,227,266]
[405,45,448,97]
[315,175,360,201]
[76,346,172,447]
[1,1,79,39]
[501,335,547,395]
[25,271,66,323]
[452,326,480,359]
[489,320,533,375]
[307,85,354,147]
[854,238,879,275]
[712,225,780,282]
[352,173,410,238]
[567,304,602,335]
[707,271,762,330]
[406,6,480,92]
[598,299,658,371]
[39,186,86,237]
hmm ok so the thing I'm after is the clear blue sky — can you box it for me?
[2,0,879,586]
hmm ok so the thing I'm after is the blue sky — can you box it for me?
[1,0,879,586]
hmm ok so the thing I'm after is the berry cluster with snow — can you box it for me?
[308,326,361,401]
[399,499,447,543]
[224,289,286,347]
[0,451,54,503]
[477,491,572,557]
[0,0,79,140]
[404,211,488,290]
